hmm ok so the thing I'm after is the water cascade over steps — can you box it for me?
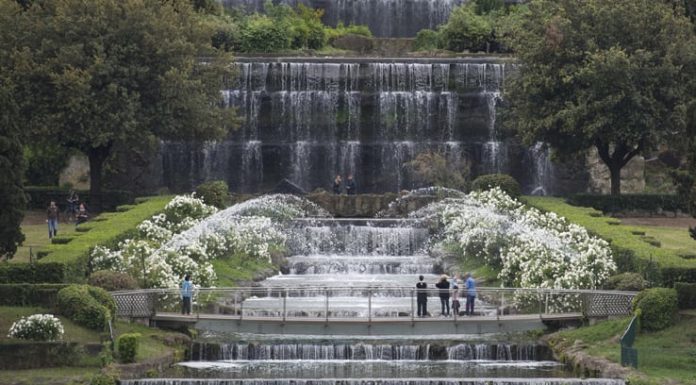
[161,59,568,195]
[127,214,624,385]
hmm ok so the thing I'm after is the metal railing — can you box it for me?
[111,287,636,321]
[620,316,638,368]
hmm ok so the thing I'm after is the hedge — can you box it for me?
[471,174,522,198]
[675,282,696,309]
[0,262,65,283]
[57,285,116,331]
[526,197,696,286]
[39,196,172,283]
[24,186,133,211]
[632,288,678,332]
[0,283,69,307]
[567,194,687,214]
[116,333,140,363]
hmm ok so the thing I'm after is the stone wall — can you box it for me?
[306,191,436,217]
[586,148,646,194]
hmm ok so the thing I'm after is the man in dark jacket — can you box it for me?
[416,275,428,317]
[435,274,450,316]
[345,174,356,195]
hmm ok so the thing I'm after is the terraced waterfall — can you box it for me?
[122,216,624,385]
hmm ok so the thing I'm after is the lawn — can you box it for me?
[549,315,696,385]
[525,196,696,270]
[212,255,276,287]
[14,211,78,264]
[0,306,100,344]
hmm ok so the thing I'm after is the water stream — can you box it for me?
[129,216,624,385]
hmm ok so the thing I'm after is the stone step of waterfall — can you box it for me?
[288,225,430,256]
[285,255,435,275]
[191,341,554,361]
[291,218,429,227]
[173,360,567,379]
[239,296,497,318]
[120,377,626,385]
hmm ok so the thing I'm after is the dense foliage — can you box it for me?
[632,288,678,332]
[675,282,696,309]
[471,174,521,198]
[7,314,64,341]
[404,151,469,191]
[88,270,138,291]
[195,181,230,209]
[567,194,688,214]
[0,0,235,208]
[0,74,26,260]
[503,0,696,195]
[604,273,648,292]
[116,333,140,363]
[56,284,116,331]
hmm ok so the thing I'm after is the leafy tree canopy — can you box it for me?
[0,0,236,207]
[503,0,696,195]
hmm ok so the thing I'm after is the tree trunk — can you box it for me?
[87,146,111,211]
[608,163,622,197]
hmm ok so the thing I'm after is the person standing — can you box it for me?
[450,274,461,316]
[345,174,356,195]
[435,274,450,317]
[416,275,428,317]
[333,174,343,194]
[46,201,59,238]
[75,203,89,227]
[181,274,193,315]
[465,272,477,316]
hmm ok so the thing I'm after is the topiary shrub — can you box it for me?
[471,174,521,198]
[88,270,138,292]
[632,288,678,332]
[195,180,230,209]
[414,29,441,51]
[116,333,140,363]
[675,282,696,309]
[605,272,648,291]
[57,285,115,331]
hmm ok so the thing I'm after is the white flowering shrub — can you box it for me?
[416,187,615,291]
[89,194,308,289]
[8,314,64,341]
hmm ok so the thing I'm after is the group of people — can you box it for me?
[46,191,89,238]
[416,273,477,317]
[333,174,357,195]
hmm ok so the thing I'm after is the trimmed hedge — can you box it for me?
[632,288,678,332]
[675,282,696,309]
[57,285,116,331]
[24,186,133,211]
[116,333,140,363]
[88,270,138,291]
[526,197,696,286]
[39,196,172,283]
[0,283,69,307]
[195,180,230,209]
[0,262,65,283]
[567,194,687,214]
[604,272,648,291]
[471,174,521,198]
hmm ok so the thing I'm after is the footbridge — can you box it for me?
[112,287,635,335]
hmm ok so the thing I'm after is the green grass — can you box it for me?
[113,321,180,362]
[14,221,78,264]
[39,196,173,282]
[549,315,696,384]
[0,367,100,385]
[212,256,275,287]
[525,196,696,269]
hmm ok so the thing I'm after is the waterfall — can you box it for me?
[161,60,532,194]
[528,143,555,196]
[123,379,625,385]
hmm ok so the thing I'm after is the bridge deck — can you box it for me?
[151,312,583,335]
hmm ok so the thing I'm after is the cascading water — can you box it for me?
[217,0,467,37]
[162,59,570,194]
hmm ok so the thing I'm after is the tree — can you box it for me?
[439,4,492,52]
[2,0,235,208]
[503,0,696,195]
[0,81,26,260]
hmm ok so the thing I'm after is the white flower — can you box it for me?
[8,314,64,341]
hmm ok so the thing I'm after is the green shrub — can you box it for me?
[50,236,74,245]
[471,174,521,197]
[325,22,372,44]
[675,282,696,309]
[438,4,492,52]
[90,372,118,385]
[57,285,115,331]
[604,273,648,291]
[116,333,140,363]
[0,283,69,306]
[88,270,138,291]
[195,180,230,209]
[239,14,291,52]
[414,29,441,51]
[632,288,678,332]
[0,262,65,283]
[24,186,133,210]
